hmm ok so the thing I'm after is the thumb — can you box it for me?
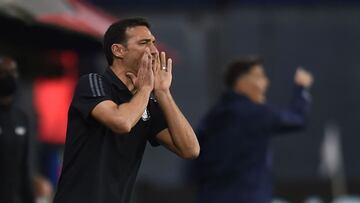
[126,72,137,85]
[295,66,302,78]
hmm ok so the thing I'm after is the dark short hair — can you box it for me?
[224,56,263,88]
[103,17,150,65]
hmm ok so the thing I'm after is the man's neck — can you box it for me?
[234,88,265,104]
[110,62,136,94]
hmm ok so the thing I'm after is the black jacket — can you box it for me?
[194,86,311,203]
[0,103,34,203]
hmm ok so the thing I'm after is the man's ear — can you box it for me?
[234,78,248,94]
[111,44,126,59]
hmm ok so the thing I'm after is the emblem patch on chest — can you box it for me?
[14,126,26,136]
[142,108,151,121]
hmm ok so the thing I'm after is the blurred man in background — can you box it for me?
[0,56,34,203]
[193,57,314,203]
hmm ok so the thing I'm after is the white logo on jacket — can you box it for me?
[15,126,26,136]
[142,108,150,121]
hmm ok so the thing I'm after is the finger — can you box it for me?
[142,48,150,60]
[141,49,151,69]
[295,67,304,77]
[147,52,153,62]
[140,52,149,69]
[125,72,137,85]
[144,48,152,65]
[167,58,172,73]
[144,47,151,55]
[160,52,166,69]
[142,51,151,71]
[153,52,160,72]
[146,52,153,70]
[148,54,153,71]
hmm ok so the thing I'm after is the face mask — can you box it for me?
[0,75,17,97]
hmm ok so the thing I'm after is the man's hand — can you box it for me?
[126,48,154,93]
[92,49,155,134]
[153,51,172,94]
[294,67,314,88]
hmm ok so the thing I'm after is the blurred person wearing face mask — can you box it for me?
[193,57,314,203]
[0,56,35,203]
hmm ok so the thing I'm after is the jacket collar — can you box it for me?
[222,89,251,102]
[104,68,131,94]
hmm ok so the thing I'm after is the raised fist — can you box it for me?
[294,67,314,88]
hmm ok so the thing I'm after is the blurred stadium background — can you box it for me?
[1,0,360,202]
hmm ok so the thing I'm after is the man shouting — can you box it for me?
[54,18,200,203]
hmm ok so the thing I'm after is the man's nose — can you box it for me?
[149,43,158,56]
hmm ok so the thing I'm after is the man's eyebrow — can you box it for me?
[139,38,156,43]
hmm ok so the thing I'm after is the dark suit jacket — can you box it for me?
[194,85,311,203]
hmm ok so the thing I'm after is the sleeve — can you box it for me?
[148,98,168,147]
[264,85,312,134]
[72,73,112,120]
